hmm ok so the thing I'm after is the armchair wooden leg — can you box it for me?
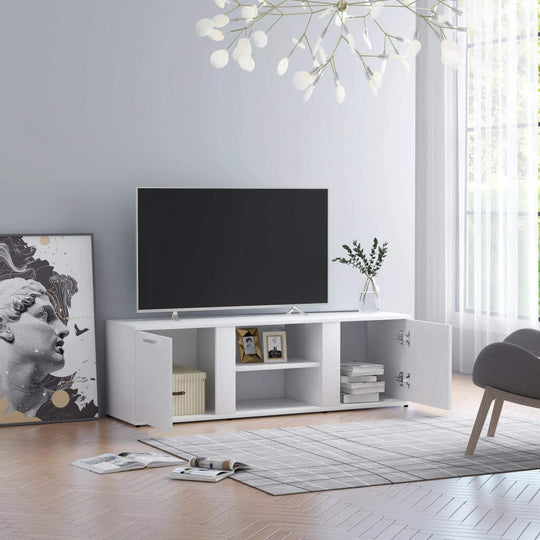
[487,398,503,437]
[465,387,494,456]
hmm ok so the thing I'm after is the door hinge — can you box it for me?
[397,330,411,347]
[395,371,411,388]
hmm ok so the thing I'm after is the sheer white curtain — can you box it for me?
[416,0,538,373]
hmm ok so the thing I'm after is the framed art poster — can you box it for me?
[0,234,98,425]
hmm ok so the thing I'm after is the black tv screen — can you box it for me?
[137,188,328,312]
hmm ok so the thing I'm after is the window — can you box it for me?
[465,0,539,317]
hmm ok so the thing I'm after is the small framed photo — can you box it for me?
[236,328,263,364]
[263,331,288,363]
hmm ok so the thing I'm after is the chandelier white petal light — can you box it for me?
[196,0,466,102]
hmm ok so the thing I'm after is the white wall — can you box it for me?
[0,2,416,403]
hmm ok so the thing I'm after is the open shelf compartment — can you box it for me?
[236,322,323,364]
[338,320,399,408]
[236,361,323,413]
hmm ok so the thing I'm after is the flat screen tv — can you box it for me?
[137,188,328,312]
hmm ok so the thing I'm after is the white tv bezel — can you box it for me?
[135,186,329,314]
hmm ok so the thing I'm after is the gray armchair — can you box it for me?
[465,328,540,455]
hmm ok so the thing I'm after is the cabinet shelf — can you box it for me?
[172,411,217,423]
[236,397,323,417]
[236,360,320,372]
[339,395,405,410]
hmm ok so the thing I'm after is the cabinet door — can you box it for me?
[367,319,451,409]
[135,331,173,431]
[403,319,452,410]
[367,320,410,402]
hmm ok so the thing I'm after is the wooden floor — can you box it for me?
[1,374,540,539]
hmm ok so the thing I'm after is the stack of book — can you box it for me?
[340,362,385,404]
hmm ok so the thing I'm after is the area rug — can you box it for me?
[140,415,540,496]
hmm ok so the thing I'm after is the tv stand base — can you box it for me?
[286,306,306,315]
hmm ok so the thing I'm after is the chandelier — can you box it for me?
[196,0,465,102]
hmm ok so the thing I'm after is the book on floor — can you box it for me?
[340,363,384,376]
[71,452,184,474]
[340,381,385,392]
[187,456,249,471]
[341,392,380,404]
[169,467,234,482]
[169,456,250,483]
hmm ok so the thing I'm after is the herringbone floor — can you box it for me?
[1,374,539,540]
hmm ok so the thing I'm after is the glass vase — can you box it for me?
[359,276,380,312]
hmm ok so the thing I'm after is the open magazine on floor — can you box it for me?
[72,452,184,474]
[170,456,250,483]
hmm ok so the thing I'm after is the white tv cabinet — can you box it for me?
[105,311,451,431]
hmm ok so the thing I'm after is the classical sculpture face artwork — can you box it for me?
[0,235,98,424]
[0,278,70,416]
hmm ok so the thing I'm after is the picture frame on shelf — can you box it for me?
[236,328,263,364]
[0,234,99,426]
[263,331,288,363]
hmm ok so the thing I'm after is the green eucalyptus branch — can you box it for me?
[332,237,389,277]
